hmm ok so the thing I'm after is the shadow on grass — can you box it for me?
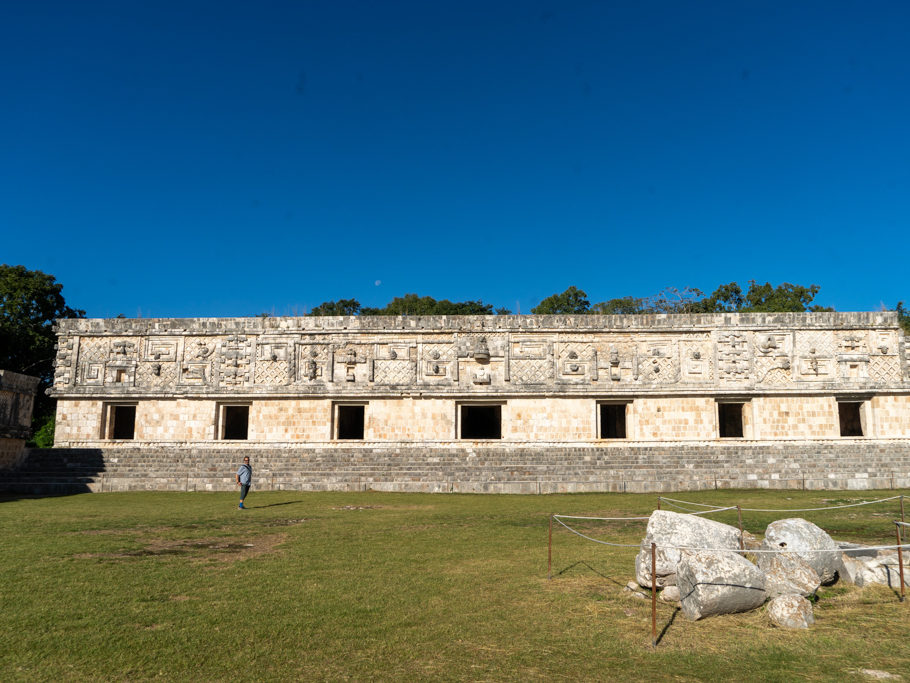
[244,500,305,509]
[554,561,630,589]
[656,606,681,645]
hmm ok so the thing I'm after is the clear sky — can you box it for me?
[2,1,908,318]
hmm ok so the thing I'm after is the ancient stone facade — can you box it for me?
[44,312,910,492]
[0,370,40,469]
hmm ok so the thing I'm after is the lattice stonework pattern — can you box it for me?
[510,359,552,384]
[374,360,415,385]
[137,361,178,388]
[636,339,679,384]
[255,360,290,385]
[869,356,901,383]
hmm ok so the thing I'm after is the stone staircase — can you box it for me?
[3,442,910,494]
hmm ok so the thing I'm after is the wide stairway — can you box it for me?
[3,442,910,494]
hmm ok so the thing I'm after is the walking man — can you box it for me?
[236,456,252,509]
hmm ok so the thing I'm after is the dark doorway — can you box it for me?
[460,405,501,439]
[838,402,864,437]
[223,405,249,440]
[599,403,627,439]
[718,403,744,438]
[337,405,365,439]
[110,405,136,440]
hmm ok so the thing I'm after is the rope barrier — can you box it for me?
[659,494,904,513]
[551,516,642,548]
[553,507,736,523]
[552,514,910,554]
[554,514,651,522]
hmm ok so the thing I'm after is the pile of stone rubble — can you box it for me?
[628,510,908,629]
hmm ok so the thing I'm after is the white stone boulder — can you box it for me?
[635,510,743,588]
[767,595,815,629]
[660,585,681,603]
[757,552,821,598]
[836,546,910,588]
[762,518,840,584]
[677,550,767,620]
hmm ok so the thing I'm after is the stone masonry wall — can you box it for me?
[0,370,41,469]
[43,313,910,492]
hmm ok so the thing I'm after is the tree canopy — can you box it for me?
[0,265,84,419]
[530,286,590,315]
[541,281,832,316]
[306,282,838,319]
[310,294,498,317]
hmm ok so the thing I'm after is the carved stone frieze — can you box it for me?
[49,313,909,397]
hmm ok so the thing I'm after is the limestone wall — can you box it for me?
[49,313,910,449]
[0,369,41,469]
[51,393,910,445]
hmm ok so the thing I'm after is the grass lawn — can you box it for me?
[2,488,908,681]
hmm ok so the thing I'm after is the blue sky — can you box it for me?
[2,1,908,317]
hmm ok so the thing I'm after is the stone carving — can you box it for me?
[472,365,491,384]
[795,331,835,380]
[53,336,77,387]
[178,362,209,385]
[374,358,415,385]
[144,338,178,362]
[51,313,908,395]
[185,337,215,361]
[716,333,751,382]
[219,335,252,387]
[104,363,136,386]
[81,362,104,386]
[109,340,137,359]
[558,342,596,381]
[681,338,713,382]
[635,341,679,384]
[472,337,490,362]
[296,344,328,382]
[254,337,292,385]
[137,360,178,388]
[421,343,455,380]
[334,345,368,383]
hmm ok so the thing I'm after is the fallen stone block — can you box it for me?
[767,594,815,629]
[677,550,767,620]
[636,510,743,588]
[758,552,821,598]
[762,518,839,584]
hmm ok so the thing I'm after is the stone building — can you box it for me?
[0,370,41,469]
[45,312,910,492]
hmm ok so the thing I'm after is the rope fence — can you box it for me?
[548,493,908,647]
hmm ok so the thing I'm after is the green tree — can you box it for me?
[531,286,590,314]
[740,281,829,312]
[0,265,84,431]
[695,282,746,312]
[590,296,646,314]
[362,294,494,316]
[308,299,362,316]
[897,302,910,335]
